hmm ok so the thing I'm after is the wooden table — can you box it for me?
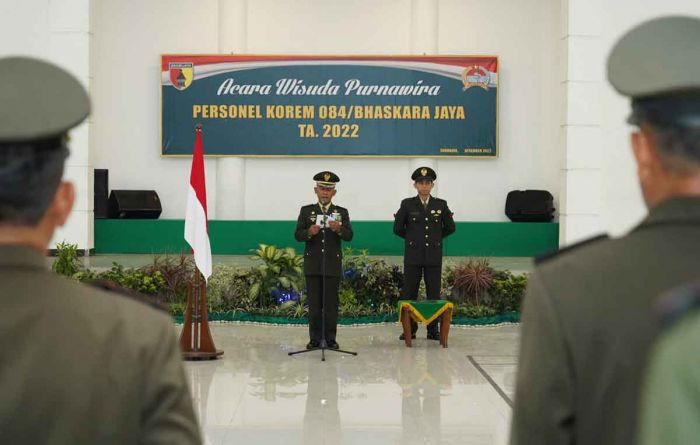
[398,300,453,348]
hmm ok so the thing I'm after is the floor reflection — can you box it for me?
[182,323,519,445]
[303,361,341,444]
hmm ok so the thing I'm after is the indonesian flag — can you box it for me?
[184,127,212,281]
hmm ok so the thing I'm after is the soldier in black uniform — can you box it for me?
[294,171,353,350]
[394,167,456,340]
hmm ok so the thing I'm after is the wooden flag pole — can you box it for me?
[179,269,223,360]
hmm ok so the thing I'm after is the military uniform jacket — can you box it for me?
[0,246,201,445]
[511,197,700,445]
[294,203,353,277]
[393,196,456,266]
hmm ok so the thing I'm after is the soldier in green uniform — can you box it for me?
[638,285,700,445]
[0,57,201,444]
[294,171,353,350]
[394,167,455,340]
[510,16,700,445]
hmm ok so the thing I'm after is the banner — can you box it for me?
[161,55,498,157]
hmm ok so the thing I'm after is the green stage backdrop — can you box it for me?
[95,220,558,257]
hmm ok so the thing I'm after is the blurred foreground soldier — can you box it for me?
[0,57,201,444]
[638,284,700,445]
[393,167,455,340]
[511,16,700,445]
[294,171,353,350]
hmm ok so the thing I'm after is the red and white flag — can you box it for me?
[184,127,212,281]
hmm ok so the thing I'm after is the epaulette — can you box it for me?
[654,284,700,330]
[88,279,169,313]
[534,234,609,265]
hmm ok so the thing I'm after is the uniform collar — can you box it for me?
[0,245,48,269]
[415,195,432,207]
[318,202,333,213]
[638,196,700,230]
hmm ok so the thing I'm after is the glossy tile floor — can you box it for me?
[183,323,519,445]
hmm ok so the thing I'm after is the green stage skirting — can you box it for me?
[172,311,520,326]
[95,219,558,257]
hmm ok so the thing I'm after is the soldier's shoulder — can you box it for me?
[88,280,169,313]
[300,203,317,211]
[56,276,172,325]
[401,197,416,205]
[535,234,611,266]
[23,273,173,354]
[334,204,349,212]
[433,197,448,205]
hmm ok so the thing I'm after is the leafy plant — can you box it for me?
[141,254,194,303]
[490,270,528,312]
[168,302,187,316]
[90,262,167,296]
[454,303,498,318]
[341,248,402,308]
[52,241,82,277]
[279,298,308,318]
[449,258,493,304]
[248,244,304,307]
[50,245,528,320]
[208,264,256,312]
[338,287,357,306]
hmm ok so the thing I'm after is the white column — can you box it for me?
[408,0,439,196]
[215,0,248,220]
[410,0,438,54]
[558,0,605,245]
[50,0,93,252]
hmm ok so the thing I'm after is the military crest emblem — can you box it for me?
[324,172,331,181]
[421,168,428,177]
[169,62,194,91]
[462,65,490,91]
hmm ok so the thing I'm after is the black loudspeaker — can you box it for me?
[94,169,109,219]
[108,190,162,219]
[505,190,555,222]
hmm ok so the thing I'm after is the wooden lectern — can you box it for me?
[179,270,223,360]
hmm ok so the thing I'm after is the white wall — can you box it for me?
[8,0,699,249]
[1,0,92,250]
[597,0,700,236]
[91,0,562,222]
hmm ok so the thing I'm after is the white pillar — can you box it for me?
[408,0,439,196]
[410,0,438,54]
[215,0,248,220]
[50,0,93,252]
[558,0,605,245]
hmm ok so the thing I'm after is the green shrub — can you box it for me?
[50,246,528,320]
[454,303,498,318]
[490,270,528,312]
[93,262,167,295]
[208,264,256,312]
[52,241,82,277]
[341,248,402,307]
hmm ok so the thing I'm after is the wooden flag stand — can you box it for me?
[179,269,223,360]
